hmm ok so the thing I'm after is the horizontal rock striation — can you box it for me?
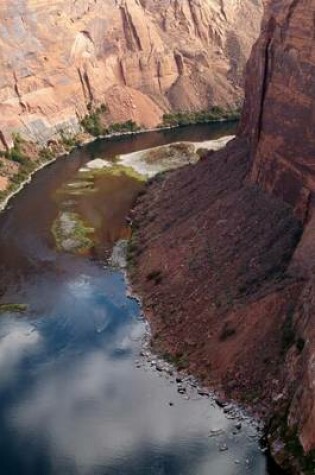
[0,0,262,147]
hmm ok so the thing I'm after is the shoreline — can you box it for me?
[126,279,263,412]
[124,256,284,474]
[124,264,269,459]
[0,118,238,215]
[0,151,69,214]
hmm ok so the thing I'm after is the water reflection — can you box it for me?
[0,124,279,475]
[0,320,41,384]
[0,262,269,475]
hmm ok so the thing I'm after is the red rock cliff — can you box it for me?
[0,0,262,147]
[241,2,315,462]
[129,0,315,472]
[240,0,315,222]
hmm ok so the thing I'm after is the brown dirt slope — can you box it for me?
[129,138,302,413]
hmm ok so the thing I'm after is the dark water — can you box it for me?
[0,123,281,475]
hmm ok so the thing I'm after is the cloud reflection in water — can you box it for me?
[0,320,41,385]
[1,269,267,475]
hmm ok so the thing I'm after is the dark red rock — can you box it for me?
[240,0,315,223]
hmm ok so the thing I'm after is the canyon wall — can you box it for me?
[0,0,262,147]
[240,0,315,222]
[230,0,315,465]
[241,1,315,462]
[129,0,315,471]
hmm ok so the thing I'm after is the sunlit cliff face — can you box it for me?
[0,0,262,147]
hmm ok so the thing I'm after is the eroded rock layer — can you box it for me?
[0,0,262,146]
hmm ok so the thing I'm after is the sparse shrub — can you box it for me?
[6,133,27,164]
[81,111,103,136]
[220,322,236,341]
[107,120,140,134]
[126,234,139,268]
[153,171,166,184]
[100,103,108,113]
[146,270,163,285]
[161,107,241,128]
[9,148,26,164]
[39,147,54,162]
[81,104,139,137]
[59,131,80,149]
[163,351,188,369]
[281,303,296,354]
[0,303,28,314]
[296,337,305,353]
[196,148,209,159]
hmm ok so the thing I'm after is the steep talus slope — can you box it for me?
[130,138,302,405]
[0,0,262,146]
[129,0,315,472]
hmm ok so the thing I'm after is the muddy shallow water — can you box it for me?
[0,123,282,474]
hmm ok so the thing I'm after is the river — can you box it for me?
[0,123,282,475]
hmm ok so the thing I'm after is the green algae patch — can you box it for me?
[79,165,147,183]
[55,177,96,199]
[66,181,95,191]
[52,211,95,254]
[103,165,147,182]
[0,303,28,314]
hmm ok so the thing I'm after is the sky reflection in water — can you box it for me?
[0,124,274,475]
[0,261,268,475]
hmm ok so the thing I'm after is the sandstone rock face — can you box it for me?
[240,0,315,222]
[0,0,262,146]
[240,0,315,459]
